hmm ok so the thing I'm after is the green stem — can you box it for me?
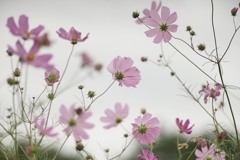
[52,134,71,160]
[85,80,116,111]
[186,143,198,160]
[168,42,216,83]
[177,133,181,160]
[210,0,239,150]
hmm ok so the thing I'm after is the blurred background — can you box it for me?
[0,0,240,159]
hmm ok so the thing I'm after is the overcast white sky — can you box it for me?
[0,0,240,159]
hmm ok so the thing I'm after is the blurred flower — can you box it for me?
[136,1,162,24]
[144,6,178,43]
[94,63,103,71]
[59,104,94,141]
[176,118,194,134]
[33,117,58,137]
[100,103,129,129]
[6,47,14,56]
[80,52,93,68]
[231,7,238,16]
[199,82,222,104]
[34,33,51,47]
[56,27,89,44]
[132,113,161,144]
[45,68,60,86]
[191,136,207,148]
[8,40,54,70]
[195,144,226,160]
[6,15,44,40]
[107,56,141,87]
[138,149,159,160]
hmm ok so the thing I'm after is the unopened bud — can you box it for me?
[13,68,21,77]
[231,7,238,16]
[132,11,140,18]
[141,57,148,62]
[197,44,206,51]
[186,26,192,31]
[87,91,96,98]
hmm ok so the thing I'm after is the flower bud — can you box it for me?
[86,155,94,160]
[141,108,146,114]
[141,57,148,62]
[124,133,128,138]
[6,48,13,56]
[197,44,206,51]
[170,71,175,76]
[87,91,96,98]
[75,141,84,151]
[186,26,192,31]
[231,7,238,16]
[75,107,83,115]
[78,85,84,90]
[132,11,140,18]
[13,68,21,77]
[47,93,55,100]
[94,63,103,71]
[104,148,109,153]
[190,31,196,36]
[7,78,18,86]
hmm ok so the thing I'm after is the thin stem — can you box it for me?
[168,42,216,83]
[85,80,116,111]
[211,99,219,134]
[54,44,75,95]
[109,136,135,160]
[177,133,181,160]
[52,134,71,160]
[186,143,198,160]
[210,0,239,150]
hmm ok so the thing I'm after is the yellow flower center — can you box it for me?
[24,31,30,38]
[27,53,35,61]
[71,35,78,41]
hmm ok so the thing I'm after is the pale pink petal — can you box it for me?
[145,28,159,37]
[153,32,163,44]
[19,15,28,32]
[168,24,178,32]
[161,6,170,22]
[149,10,161,23]
[30,25,44,35]
[162,31,172,43]
[7,17,20,36]
[167,12,178,24]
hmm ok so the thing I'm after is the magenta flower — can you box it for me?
[132,113,161,144]
[144,6,178,43]
[138,149,159,160]
[7,15,44,40]
[8,40,54,70]
[59,104,94,141]
[56,27,89,44]
[176,118,194,134]
[33,117,58,137]
[136,1,162,24]
[107,56,141,87]
[100,103,129,129]
[231,7,238,16]
[195,144,226,160]
[199,82,222,104]
[45,68,60,86]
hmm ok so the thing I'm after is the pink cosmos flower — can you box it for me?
[138,149,159,160]
[59,104,94,141]
[132,113,161,144]
[45,68,60,86]
[195,144,226,160]
[8,40,54,70]
[136,1,162,24]
[144,6,178,43]
[100,103,129,129]
[199,82,222,104]
[176,118,194,135]
[56,27,89,44]
[33,117,58,137]
[107,56,141,87]
[191,136,207,148]
[7,15,44,40]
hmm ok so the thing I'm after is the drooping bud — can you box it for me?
[78,85,84,90]
[190,31,196,36]
[75,141,84,151]
[140,108,146,114]
[75,107,83,115]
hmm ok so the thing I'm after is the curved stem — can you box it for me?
[186,143,198,160]
[85,80,116,111]
[52,134,71,160]
[177,133,181,160]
